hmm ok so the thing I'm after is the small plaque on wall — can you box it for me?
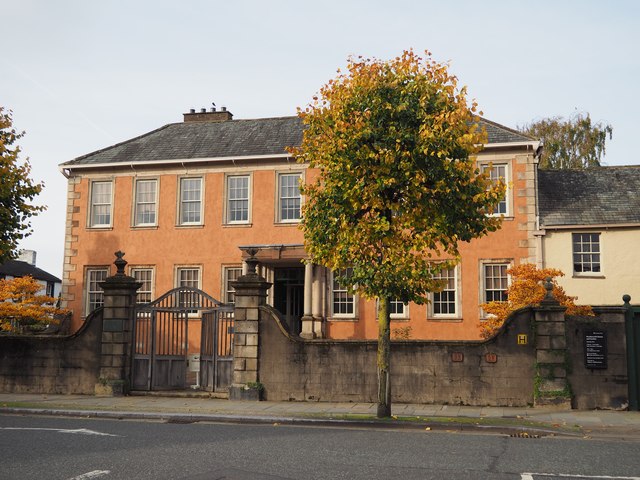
[485,353,498,363]
[584,330,607,370]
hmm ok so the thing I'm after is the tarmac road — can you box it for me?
[1,414,640,480]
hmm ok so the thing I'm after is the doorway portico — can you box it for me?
[239,245,326,338]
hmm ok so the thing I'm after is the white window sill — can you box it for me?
[487,215,514,221]
[223,222,252,228]
[175,224,205,229]
[275,221,301,226]
[427,316,463,323]
[328,316,359,322]
[131,225,159,230]
[572,274,605,279]
[87,226,113,231]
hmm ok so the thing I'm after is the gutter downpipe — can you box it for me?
[533,141,544,267]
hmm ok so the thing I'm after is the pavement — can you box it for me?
[2,392,640,441]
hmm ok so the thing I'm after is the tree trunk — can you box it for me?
[376,296,391,418]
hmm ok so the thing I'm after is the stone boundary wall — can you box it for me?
[567,307,628,409]
[258,306,536,406]
[0,308,103,394]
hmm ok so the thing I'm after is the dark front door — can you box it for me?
[273,267,304,335]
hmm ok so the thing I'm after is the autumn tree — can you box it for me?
[292,50,504,417]
[0,107,45,263]
[0,276,67,333]
[519,112,612,169]
[480,263,593,339]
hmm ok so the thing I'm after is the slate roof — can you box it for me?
[538,167,640,227]
[479,118,535,144]
[61,115,535,167]
[0,260,61,283]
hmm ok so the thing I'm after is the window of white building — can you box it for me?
[572,233,601,274]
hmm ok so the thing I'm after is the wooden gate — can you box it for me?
[200,307,235,392]
[132,287,234,392]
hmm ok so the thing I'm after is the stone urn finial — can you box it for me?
[114,251,127,276]
[245,248,259,276]
[540,276,557,304]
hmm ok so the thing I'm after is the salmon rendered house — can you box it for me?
[59,107,541,341]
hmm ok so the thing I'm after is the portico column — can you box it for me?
[300,261,315,339]
[312,266,325,338]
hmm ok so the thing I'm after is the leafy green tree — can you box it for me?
[519,112,612,169]
[292,51,504,417]
[0,107,44,263]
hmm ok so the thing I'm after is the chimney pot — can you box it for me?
[211,107,216,112]
[200,108,206,113]
[190,108,195,113]
[221,106,227,112]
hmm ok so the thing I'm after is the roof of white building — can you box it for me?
[538,166,640,227]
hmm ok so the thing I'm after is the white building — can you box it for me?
[537,166,640,306]
[0,250,62,299]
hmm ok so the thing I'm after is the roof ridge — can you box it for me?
[225,115,299,122]
[176,116,299,125]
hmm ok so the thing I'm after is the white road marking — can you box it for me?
[522,474,640,479]
[0,427,119,436]
[67,470,111,480]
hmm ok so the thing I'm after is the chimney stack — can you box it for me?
[18,249,37,266]
[183,106,233,123]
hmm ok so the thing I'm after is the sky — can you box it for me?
[2,0,639,278]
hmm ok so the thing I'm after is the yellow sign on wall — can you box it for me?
[517,334,528,345]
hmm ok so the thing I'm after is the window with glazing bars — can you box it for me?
[86,268,108,314]
[177,267,200,311]
[90,181,112,227]
[227,176,249,223]
[572,233,601,273]
[389,298,407,318]
[482,164,508,215]
[223,266,242,303]
[433,267,457,316]
[179,178,202,224]
[332,268,354,316]
[278,173,301,221]
[134,179,157,226]
[483,263,509,302]
[131,268,153,304]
